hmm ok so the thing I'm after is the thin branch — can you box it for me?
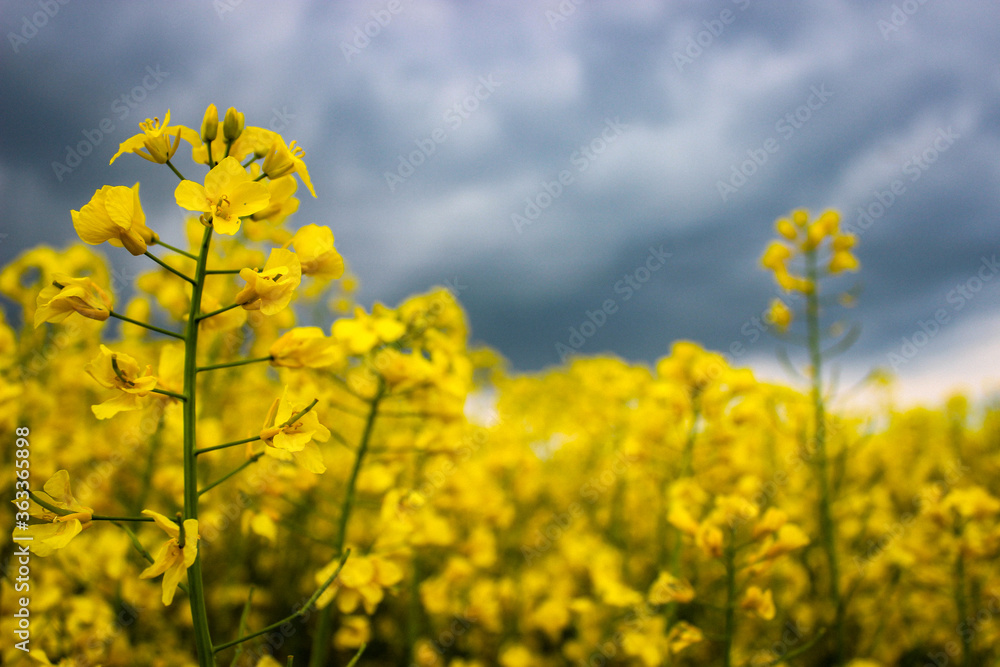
[196,302,241,322]
[195,435,259,456]
[144,251,196,284]
[109,311,185,340]
[199,454,264,496]
[152,388,187,401]
[154,239,197,260]
[198,356,272,373]
[213,550,352,654]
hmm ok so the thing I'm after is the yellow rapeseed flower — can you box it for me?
[261,136,316,197]
[741,586,776,620]
[286,224,344,279]
[257,387,329,473]
[138,510,199,606]
[84,344,158,419]
[174,156,270,235]
[110,109,199,164]
[269,327,343,368]
[18,470,93,557]
[34,274,112,326]
[234,248,302,315]
[72,183,156,256]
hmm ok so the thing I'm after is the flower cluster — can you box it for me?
[3,107,998,667]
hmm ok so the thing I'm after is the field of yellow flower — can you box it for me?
[2,106,998,667]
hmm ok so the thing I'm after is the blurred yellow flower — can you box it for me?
[315,553,404,614]
[766,297,793,331]
[34,274,112,326]
[235,248,301,315]
[18,470,93,557]
[648,571,695,604]
[286,223,344,279]
[741,586,776,620]
[269,327,343,368]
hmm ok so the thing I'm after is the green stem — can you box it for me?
[205,269,243,275]
[109,311,185,340]
[199,454,263,497]
[144,251,196,284]
[954,526,971,667]
[184,225,216,666]
[722,532,737,667]
[213,550,351,654]
[198,356,272,373]
[309,382,385,667]
[196,435,259,456]
[197,302,241,322]
[806,248,843,663]
[165,159,186,181]
[151,388,187,401]
[154,239,198,260]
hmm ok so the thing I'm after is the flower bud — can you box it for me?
[201,104,219,143]
[223,106,245,142]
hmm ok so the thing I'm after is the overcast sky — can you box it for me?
[2,0,998,405]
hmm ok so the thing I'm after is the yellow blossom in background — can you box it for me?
[741,586,776,620]
[72,183,156,256]
[84,344,158,419]
[269,327,343,368]
[334,305,407,355]
[110,109,199,164]
[235,247,301,315]
[34,274,112,326]
[943,486,1000,521]
[138,510,199,605]
[174,156,270,235]
[315,553,404,613]
[648,571,695,604]
[334,616,371,650]
[286,223,344,279]
[666,621,704,656]
[766,297,793,331]
[18,470,93,557]
[752,507,788,539]
[758,523,811,560]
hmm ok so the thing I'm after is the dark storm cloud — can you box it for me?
[2,0,998,400]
